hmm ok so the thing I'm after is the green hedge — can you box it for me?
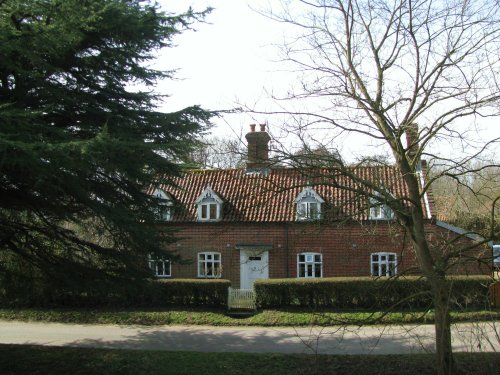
[0,278,231,308]
[142,279,231,307]
[254,276,492,310]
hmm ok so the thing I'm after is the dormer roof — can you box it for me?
[294,187,325,204]
[195,184,223,205]
[153,188,173,202]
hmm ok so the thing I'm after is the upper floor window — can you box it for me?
[371,252,397,277]
[198,252,221,278]
[369,196,394,220]
[148,257,171,278]
[297,252,323,278]
[195,185,223,221]
[152,188,173,221]
[295,187,324,221]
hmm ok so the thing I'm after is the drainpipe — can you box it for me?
[285,222,289,278]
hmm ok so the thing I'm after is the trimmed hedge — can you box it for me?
[254,276,492,310]
[143,279,231,307]
[0,278,231,308]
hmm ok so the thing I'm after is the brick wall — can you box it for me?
[426,224,491,275]
[158,220,490,288]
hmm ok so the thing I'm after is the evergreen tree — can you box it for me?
[0,0,212,302]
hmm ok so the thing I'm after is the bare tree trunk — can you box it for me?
[432,278,456,375]
[412,229,456,375]
[402,169,457,375]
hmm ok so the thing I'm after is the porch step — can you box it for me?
[226,310,256,318]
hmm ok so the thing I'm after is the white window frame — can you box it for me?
[297,201,321,220]
[157,203,173,221]
[148,257,171,278]
[369,198,394,220]
[199,202,219,220]
[295,187,324,221]
[371,252,397,277]
[152,188,174,222]
[493,245,500,265]
[198,252,222,278]
[195,185,223,222]
[297,252,323,278]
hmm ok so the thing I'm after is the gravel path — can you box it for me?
[0,320,498,354]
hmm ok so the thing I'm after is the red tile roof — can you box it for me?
[154,166,433,222]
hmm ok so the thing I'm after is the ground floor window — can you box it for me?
[297,252,322,278]
[198,252,221,278]
[493,245,500,265]
[148,258,171,277]
[371,252,397,276]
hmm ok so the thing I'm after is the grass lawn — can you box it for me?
[0,307,498,327]
[0,344,498,375]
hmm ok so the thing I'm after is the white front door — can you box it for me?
[240,250,269,290]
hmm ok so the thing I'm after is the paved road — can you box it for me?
[0,321,498,354]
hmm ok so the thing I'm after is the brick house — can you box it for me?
[149,124,490,288]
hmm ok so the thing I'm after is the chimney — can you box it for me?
[405,123,419,164]
[245,123,271,170]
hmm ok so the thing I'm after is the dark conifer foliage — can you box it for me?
[0,0,212,300]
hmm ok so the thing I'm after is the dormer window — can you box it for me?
[369,195,394,220]
[201,203,217,220]
[195,185,223,222]
[152,188,174,221]
[295,187,324,221]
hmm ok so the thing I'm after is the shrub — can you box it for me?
[446,276,493,310]
[0,276,231,308]
[79,278,231,308]
[254,276,492,310]
[144,279,231,307]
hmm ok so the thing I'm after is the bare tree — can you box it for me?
[257,1,500,374]
[432,163,500,236]
[190,136,247,169]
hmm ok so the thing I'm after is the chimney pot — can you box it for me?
[245,122,271,170]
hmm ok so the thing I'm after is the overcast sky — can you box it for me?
[156,1,283,137]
